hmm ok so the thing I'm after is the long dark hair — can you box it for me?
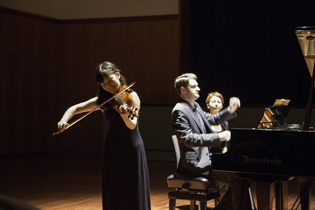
[95,61,127,106]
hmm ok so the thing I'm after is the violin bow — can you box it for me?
[53,82,136,136]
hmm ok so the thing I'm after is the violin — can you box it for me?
[111,85,138,119]
[53,82,137,135]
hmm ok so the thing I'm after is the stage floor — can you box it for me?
[0,152,313,210]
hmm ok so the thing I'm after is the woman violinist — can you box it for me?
[57,61,151,210]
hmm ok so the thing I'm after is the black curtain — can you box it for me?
[187,0,315,107]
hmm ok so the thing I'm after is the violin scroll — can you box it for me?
[128,106,138,120]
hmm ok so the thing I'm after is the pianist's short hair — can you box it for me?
[174,73,197,95]
[206,91,224,105]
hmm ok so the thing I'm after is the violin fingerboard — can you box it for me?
[115,97,125,105]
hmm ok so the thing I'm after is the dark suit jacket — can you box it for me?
[172,100,236,176]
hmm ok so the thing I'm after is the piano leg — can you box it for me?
[298,177,313,210]
[253,181,289,210]
[253,182,275,210]
[275,181,288,210]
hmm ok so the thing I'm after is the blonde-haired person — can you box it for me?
[206,91,229,153]
[172,73,254,210]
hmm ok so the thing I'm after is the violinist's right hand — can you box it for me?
[58,120,69,131]
[218,130,231,141]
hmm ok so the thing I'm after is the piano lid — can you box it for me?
[296,26,315,78]
[296,26,315,130]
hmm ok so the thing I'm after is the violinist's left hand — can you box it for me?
[118,91,140,130]
[118,103,129,115]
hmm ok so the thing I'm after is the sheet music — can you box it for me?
[273,99,290,106]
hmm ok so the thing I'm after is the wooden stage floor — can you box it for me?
[0,152,314,210]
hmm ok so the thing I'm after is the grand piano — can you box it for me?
[212,26,315,210]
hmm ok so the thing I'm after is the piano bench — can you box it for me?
[167,174,220,210]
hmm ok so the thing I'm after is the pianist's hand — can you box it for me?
[219,130,231,141]
[228,97,241,113]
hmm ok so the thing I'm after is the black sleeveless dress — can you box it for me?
[102,107,151,210]
[209,121,229,154]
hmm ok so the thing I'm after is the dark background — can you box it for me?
[3,1,315,157]
[186,1,315,107]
